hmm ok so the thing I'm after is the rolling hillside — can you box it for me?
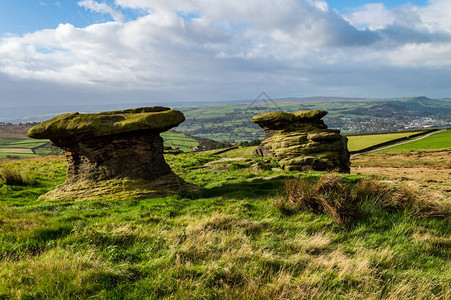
[0,135,449,299]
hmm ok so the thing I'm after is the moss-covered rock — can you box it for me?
[28,106,184,144]
[252,110,327,131]
[253,110,350,173]
[28,106,192,200]
[38,175,199,201]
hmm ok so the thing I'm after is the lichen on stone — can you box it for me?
[27,106,192,201]
[38,175,199,201]
[253,110,350,173]
[252,110,328,130]
[28,106,185,144]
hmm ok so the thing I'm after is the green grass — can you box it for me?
[200,146,258,158]
[0,152,38,159]
[0,138,19,144]
[385,129,451,151]
[161,131,199,152]
[0,154,449,299]
[0,137,53,159]
[346,131,426,152]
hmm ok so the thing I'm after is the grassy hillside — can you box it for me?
[174,97,450,141]
[0,124,34,139]
[386,129,451,151]
[0,148,449,298]
[346,131,427,152]
[0,125,52,159]
[0,138,52,159]
[161,131,199,152]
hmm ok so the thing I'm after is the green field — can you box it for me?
[0,138,52,159]
[161,131,199,152]
[204,146,258,158]
[346,131,426,152]
[0,149,449,298]
[200,130,439,157]
[385,129,451,151]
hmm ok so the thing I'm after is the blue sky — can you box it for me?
[0,1,430,36]
[0,1,142,35]
[327,0,428,10]
[0,0,450,110]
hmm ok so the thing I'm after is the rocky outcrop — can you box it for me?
[28,106,196,200]
[252,110,350,173]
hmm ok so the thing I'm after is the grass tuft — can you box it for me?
[277,174,449,225]
[0,165,36,186]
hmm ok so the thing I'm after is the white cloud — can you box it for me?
[1,0,451,106]
[78,0,124,22]
[344,3,395,30]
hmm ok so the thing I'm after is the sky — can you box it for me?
[1,0,450,108]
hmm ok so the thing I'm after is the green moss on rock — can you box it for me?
[28,106,185,143]
[38,175,199,201]
[252,110,328,129]
[253,110,350,173]
[308,132,342,141]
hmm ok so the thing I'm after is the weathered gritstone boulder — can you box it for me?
[28,106,196,200]
[252,110,350,173]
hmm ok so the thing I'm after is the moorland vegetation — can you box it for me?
[0,127,450,298]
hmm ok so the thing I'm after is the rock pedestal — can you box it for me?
[252,110,350,173]
[28,106,195,200]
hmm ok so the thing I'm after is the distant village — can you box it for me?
[325,116,450,134]
[1,114,450,140]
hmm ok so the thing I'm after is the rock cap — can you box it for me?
[28,106,185,143]
[252,110,327,129]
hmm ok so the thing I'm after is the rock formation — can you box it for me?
[28,106,195,200]
[252,110,350,173]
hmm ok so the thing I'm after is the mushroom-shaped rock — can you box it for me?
[28,106,185,144]
[252,110,328,130]
[252,110,350,173]
[28,107,195,200]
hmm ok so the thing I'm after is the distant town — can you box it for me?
[325,116,450,134]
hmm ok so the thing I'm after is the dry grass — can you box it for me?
[277,174,449,225]
[0,165,36,186]
[0,153,449,299]
[351,148,451,198]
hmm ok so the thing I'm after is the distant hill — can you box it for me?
[174,96,451,141]
[0,124,34,139]
[344,97,451,118]
[275,96,368,102]
[1,96,450,141]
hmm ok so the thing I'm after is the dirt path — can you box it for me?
[350,129,445,158]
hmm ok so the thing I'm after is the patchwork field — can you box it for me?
[174,97,451,141]
[161,131,199,152]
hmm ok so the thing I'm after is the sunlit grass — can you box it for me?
[0,154,449,299]
[346,131,426,152]
[386,129,451,151]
